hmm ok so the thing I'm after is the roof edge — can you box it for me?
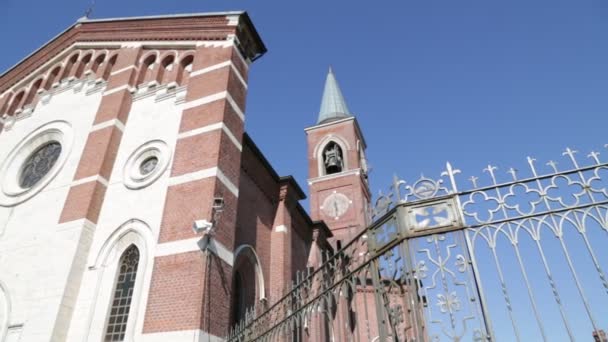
[78,11,246,23]
[0,11,266,86]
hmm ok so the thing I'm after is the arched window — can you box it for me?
[104,245,140,342]
[136,54,157,86]
[157,55,175,84]
[7,90,25,116]
[176,55,194,86]
[92,54,106,77]
[24,78,43,107]
[75,53,93,78]
[102,54,118,81]
[322,142,344,175]
[60,53,79,80]
[230,245,264,327]
[231,271,246,324]
[44,66,62,89]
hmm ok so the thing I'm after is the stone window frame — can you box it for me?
[314,135,350,177]
[84,220,153,342]
[103,245,140,342]
[123,140,171,190]
[0,120,73,206]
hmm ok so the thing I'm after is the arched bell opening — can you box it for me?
[322,141,345,175]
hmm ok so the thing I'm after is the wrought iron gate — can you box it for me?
[228,147,608,341]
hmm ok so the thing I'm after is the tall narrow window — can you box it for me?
[104,245,140,342]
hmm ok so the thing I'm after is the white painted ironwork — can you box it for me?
[228,145,608,341]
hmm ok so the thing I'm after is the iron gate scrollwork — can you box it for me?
[228,146,608,341]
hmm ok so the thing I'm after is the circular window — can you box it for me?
[0,121,73,206]
[20,141,62,188]
[139,156,158,176]
[123,140,171,190]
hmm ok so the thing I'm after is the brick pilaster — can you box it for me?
[269,180,305,301]
[144,43,250,338]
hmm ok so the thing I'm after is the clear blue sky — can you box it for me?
[2,1,607,339]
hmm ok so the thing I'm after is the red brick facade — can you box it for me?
[0,11,352,341]
[306,118,372,245]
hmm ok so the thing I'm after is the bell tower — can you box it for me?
[306,68,371,246]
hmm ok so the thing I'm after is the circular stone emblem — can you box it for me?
[123,140,171,190]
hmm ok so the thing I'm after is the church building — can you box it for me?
[0,11,373,341]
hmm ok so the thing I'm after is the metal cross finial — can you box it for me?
[84,0,95,18]
[563,147,580,168]
[483,164,498,184]
[507,168,518,181]
[392,174,405,202]
[442,162,461,193]
[527,157,539,177]
[546,160,558,173]
[469,176,479,188]
[588,151,601,164]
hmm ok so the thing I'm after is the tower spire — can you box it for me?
[317,67,352,124]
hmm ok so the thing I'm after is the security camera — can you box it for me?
[192,219,214,234]
[212,197,224,211]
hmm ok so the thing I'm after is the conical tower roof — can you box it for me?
[317,67,352,124]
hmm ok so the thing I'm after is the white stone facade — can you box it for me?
[0,79,198,341]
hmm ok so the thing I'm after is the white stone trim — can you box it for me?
[222,124,242,151]
[190,60,247,89]
[216,168,239,197]
[181,91,226,110]
[155,237,201,257]
[167,167,238,197]
[155,236,234,267]
[274,224,289,233]
[226,92,245,121]
[190,60,231,78]
[208,237,234,266]
[110,65,137,76]
[167,167,217,186]
[142,329,224,342]
[55,218,97,232]
[181,91,245,121]
[307,168,362,185]
[177,122,242,151]
[102,84,135,97]
[177,122,223,139]
[71,175,109,188]
[90,118,125,133]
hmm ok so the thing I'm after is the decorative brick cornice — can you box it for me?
[0,12,266,95]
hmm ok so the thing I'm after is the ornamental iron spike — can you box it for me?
[507,167,518,181]
[563,147,580,168]
[546,160,558,173]
[469,176,479,188]
[483,164,498,185]
[588,151,601,164]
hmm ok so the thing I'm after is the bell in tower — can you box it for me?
[323,142,344,174]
